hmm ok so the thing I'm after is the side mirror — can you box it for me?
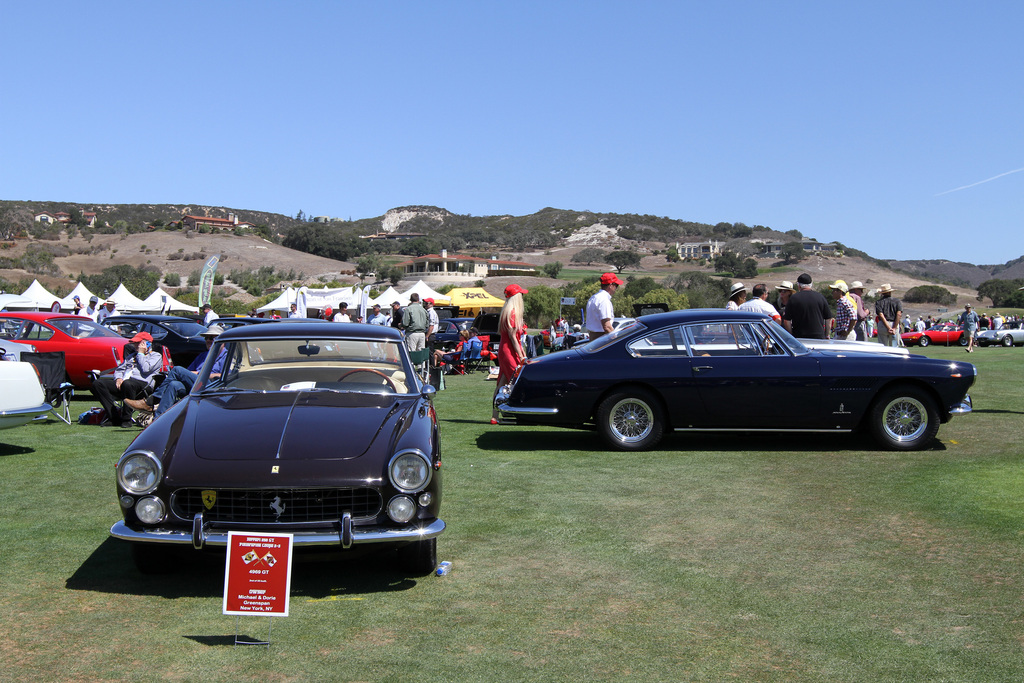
[420,384,436,399]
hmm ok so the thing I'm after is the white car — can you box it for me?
[0,361,50,429]
[801,338,910,356]
[0,339,37,361]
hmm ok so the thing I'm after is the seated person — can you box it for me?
[126,325,226,421]
[432,329,479,367]
[90,332,163,427]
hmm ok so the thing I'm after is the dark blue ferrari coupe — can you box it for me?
[495,309,975,451]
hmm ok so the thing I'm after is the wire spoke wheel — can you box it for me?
[881,396,928,442]
[597,389,665,450]
[610,398,654,443]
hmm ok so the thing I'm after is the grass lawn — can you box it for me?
[2,345,1024,681]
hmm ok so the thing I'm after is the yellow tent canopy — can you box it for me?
[445,287,505,315]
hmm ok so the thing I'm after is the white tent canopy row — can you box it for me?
[7,278,458,316]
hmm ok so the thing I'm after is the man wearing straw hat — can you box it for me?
[848,281,870,341]
[874,284,903,347]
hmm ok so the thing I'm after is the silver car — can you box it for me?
[976,323,1024,348]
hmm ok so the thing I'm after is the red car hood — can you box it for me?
[190,391,412,461]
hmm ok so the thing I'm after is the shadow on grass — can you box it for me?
[67,538,421,599]
[476,428,949,454]
[0,443,35,457]
[972,408,1024,415]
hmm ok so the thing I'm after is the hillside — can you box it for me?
[1,201,1021,315]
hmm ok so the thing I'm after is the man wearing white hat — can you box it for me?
[875,284,902,347]
[848,281,870,341]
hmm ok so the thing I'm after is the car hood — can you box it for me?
[190,390,414,461]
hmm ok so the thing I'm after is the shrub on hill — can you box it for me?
[903,285,957,306]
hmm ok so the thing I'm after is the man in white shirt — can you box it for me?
[739,283,782,324]
[85,295,101,320]
[424,298,440,342]
[585,272,624,340]
[96,300,117,324]
[201,303,219,326]
[333,302,351,322]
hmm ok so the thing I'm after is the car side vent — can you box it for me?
[829,379,876,391]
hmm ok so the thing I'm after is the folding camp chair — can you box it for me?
[459,337,485,374]
[407,348,431,385]
[21,351,75,424]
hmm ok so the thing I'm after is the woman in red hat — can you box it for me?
[492,284,528,423]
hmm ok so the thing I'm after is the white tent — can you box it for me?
[257,287,296,313]
[397,280,451,306]
[59,282,98,310]
[302,286,358,311]
[143,287,200,314]
[369,286,402,308]
[0,293,36,311]
[19,280,61,309]
[108,283,162,313]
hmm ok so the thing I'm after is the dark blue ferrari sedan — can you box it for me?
[495,309,975,451]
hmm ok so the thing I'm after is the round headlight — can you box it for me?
[389,451,431,492]
[135,496,166,524]
[387,495,416,523]
[117,452,162,494]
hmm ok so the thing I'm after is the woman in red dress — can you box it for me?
[491,283,528,423]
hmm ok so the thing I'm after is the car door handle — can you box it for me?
[693,365,713,373]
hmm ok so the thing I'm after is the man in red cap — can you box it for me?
[89,331,163,427]
[424,298,439,342]
[585,272,624,340]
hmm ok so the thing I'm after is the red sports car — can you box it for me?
[901,323,968,348]
[0,312,131,387]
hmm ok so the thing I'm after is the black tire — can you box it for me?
[398,538,437,576]
[917,336,930,347]
[958,333,969,346]
[595,389,665,451]
[868,386,940,451]
[1002,335,1014,348]
[131,543,179,574]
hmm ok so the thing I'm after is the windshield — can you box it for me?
[580,320,646,352]
[162,320,209,337]
[48,317,123,339]
[769,324,809,354]
[193,336,417,395]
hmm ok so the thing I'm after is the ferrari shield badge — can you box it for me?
[202,490,217,509]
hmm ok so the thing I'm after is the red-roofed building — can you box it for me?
[182,214,239,231]
[395,250,537,283]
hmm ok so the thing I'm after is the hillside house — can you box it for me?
[760,239,838,256]
[676,240,723,259]
[182,214,239,231]
[396,250,537,283]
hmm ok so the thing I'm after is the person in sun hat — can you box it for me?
[96,299,117,324]
[847,280,870,341]
[828,280,857,340]
[585,272,624,340]
[491,283,529,424]
[958,302,980,353]
[726,282,747,310]
[874,284,902,348]
[783,273,832,339]
[774,281,795,318]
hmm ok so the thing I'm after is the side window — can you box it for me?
[683,323,761,357]
[627,326,684,357]
[144,323,168,340]
[23,323,55,341]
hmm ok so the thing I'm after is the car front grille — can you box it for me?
[171,488,382,523]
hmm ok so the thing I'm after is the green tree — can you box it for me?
[356,254,383,283]
[570,247,606,266]
[541,261,563,279]
[163,272,181,287]
[606,250,642,273]
[780,242,806,264]
[523,285,561,328]
[904,285,957,306]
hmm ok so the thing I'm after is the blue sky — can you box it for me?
[3,1,1021,265]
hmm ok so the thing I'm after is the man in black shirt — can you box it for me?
[783,273,833,339]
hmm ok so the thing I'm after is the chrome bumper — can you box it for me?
[111,516,445,549]
[950,394,972,415]
[0,402,51,429]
